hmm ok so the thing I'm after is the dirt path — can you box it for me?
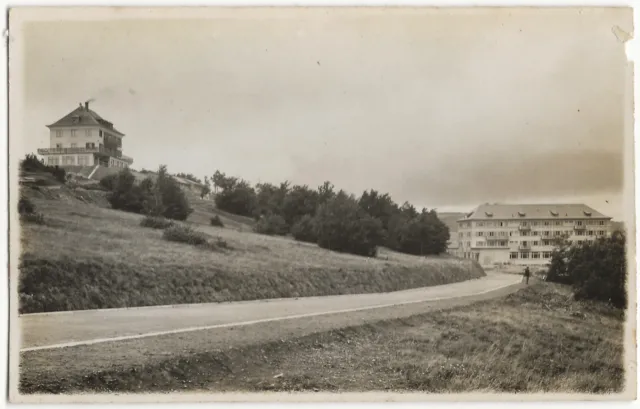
[21,272,522,351]
[19,273,525,393]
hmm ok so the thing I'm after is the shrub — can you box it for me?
[162,224,208,246]
[214,237,229,249]
[255,214,289,236]
[20,153,66,184]
[291,214,317,243]
[155,166,193,221]
[106,169,148,214]
[140,216,174,229]
[18,197,35,215]
[546,232,627,308]
[314,192,384,257]
[99,174,119,191]
[210,215,224,227]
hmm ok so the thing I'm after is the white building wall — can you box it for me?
[456,217,611,266]
[49,127,102,149]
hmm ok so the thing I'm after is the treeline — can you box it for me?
[210,170,449,257]
[100,165,193,221]
[546,230,627,309]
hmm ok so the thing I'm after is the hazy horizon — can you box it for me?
[17,8,632,220]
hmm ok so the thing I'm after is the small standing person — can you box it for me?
[523,266,531,285]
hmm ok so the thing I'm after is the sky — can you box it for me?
[17,7,632,220]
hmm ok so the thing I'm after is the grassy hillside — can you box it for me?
[18,190,485,314]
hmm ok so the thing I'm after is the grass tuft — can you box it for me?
[140,216,174,230]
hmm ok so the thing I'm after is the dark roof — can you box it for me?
[458,203,611,221]
[47,105,125,136]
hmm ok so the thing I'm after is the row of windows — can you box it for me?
[510,252,552,259]
[48,155,93,166]
[55,129,109,138]
[460,230,607,238]
[461,236,601,248]
[460,220,607,228]
[55,143,97,149]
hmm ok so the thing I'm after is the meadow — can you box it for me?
[19,185,485,313]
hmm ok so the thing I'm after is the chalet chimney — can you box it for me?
[84,101,89,110]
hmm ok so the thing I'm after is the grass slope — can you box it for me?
[19,283,624,394]
[19,194,485,314]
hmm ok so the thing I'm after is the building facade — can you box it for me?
[38,101,134,169]
[455,203,612,266]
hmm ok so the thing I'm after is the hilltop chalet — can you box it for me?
[455,203,612,266]
[38,101,133,170]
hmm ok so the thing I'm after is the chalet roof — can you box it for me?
[458,203,611,221]
[47,104,125,136]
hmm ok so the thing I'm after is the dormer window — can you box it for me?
[518,211,526,217]
[583,211,592,217]
[550,210,559,217]
[485,212,493,217]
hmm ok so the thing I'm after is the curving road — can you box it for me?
[20,272,523,352]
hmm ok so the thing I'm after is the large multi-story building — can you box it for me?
[37,101,133,169]
[455,203,612,266]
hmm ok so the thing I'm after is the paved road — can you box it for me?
[21,272,522,352]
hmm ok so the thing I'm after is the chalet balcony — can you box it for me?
[518,244,532,251]
[573,224,586,230]
[38,146,133,164]
[518,225,531,231]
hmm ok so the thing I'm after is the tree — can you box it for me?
[155,165,193,221]
[317,181,335,205]
[281,184,319,226]
[358,189,398,231]
[291,214,318,243]
[546,231,627,308]
[255,213,289,236]
[201,176,211,199]
[385,209,449,256]
[314,191,384,257]
[214,178,257,217]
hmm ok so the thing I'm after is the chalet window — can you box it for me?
[56,143,62,148]
[55,130,62,137]
[86,142,95,149]
[510,252,518,259]
[71,130,77,137]
[543,252,551,258]
[86,129,92,137]
[532,252,540,259]
[520,252,529,259]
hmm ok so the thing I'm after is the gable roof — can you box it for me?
[459,203,611,221]
[47,104,125,136]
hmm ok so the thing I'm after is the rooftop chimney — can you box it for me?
[84,101,89,110]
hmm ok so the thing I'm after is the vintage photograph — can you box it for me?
[8,6,636,402]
